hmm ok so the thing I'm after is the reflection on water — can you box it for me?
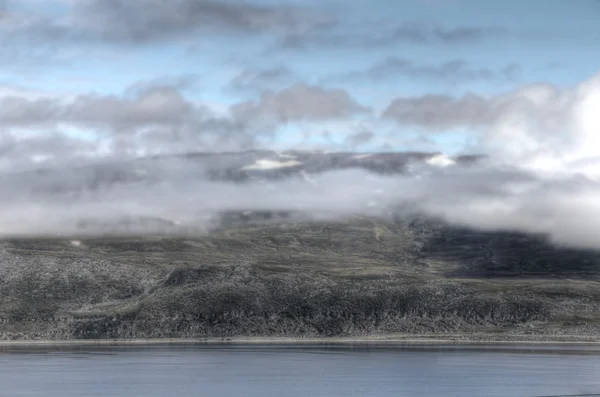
[1,344,600,397]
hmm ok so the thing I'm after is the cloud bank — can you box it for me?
[1,71,600,249]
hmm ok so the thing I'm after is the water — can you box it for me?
[1,344,600,397]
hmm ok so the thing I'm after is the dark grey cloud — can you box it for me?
[228,67,297,93]
[82,0,334,42]
[232,83,370,123]
[341,57,520,83]
[271,24,504,52]
[7,0,335,45]
[345,130,375,148]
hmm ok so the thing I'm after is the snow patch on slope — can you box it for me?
[353,154,373,160]
[426,154,456,168]
[242,159,303,170]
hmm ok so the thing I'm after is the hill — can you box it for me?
[1,151,599,341]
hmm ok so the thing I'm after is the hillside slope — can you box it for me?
[1,214,599,341]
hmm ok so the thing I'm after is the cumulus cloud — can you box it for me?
[363,70,600,249]
[0,82,369,156]
[0,86,213,145]
[382,83,571,130]
[381,77,598,175]
[67,88,198,131]
[231,83,370,124]
[0,86,254,156]
[1,83,367,129]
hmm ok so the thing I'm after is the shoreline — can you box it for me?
[2,335,600,348]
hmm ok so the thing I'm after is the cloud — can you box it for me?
[67,88,198,131]
[228,67,297,93]
[0,164,395,236]
[0,86,200,130]
[387,166,600,250]
[5,0,335,45]
[1,82,366,129]
[382,93,494,129]
[344,130,375,148]
[2,21,600,253]
[382,84,567,132]
[1,152,600,253]
[231,83,370,123]
[349,70,600,250]
[272,24,504,52]
[0,132,101,171]
[383,72,600,175]
[0,81,369,155]
[341,57,520,83]
[81,0,332,42]
[0,86,257,155]
[0,95,60,126]
[125,75,201,95]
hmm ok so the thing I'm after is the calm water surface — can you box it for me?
[1,344,600,397]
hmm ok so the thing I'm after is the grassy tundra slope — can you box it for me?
[1,214,600,341]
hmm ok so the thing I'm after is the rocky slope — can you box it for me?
[1,214,599,341]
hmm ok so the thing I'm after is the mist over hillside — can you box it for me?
[0,148,599,253]
[0,149,599,341]
[0,149,465,234]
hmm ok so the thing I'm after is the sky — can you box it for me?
[2,0,600,159]
[3,0,600,246]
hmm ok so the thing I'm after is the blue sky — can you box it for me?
[1,0,600,155]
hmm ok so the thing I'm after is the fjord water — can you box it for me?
[1,344,600,397]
